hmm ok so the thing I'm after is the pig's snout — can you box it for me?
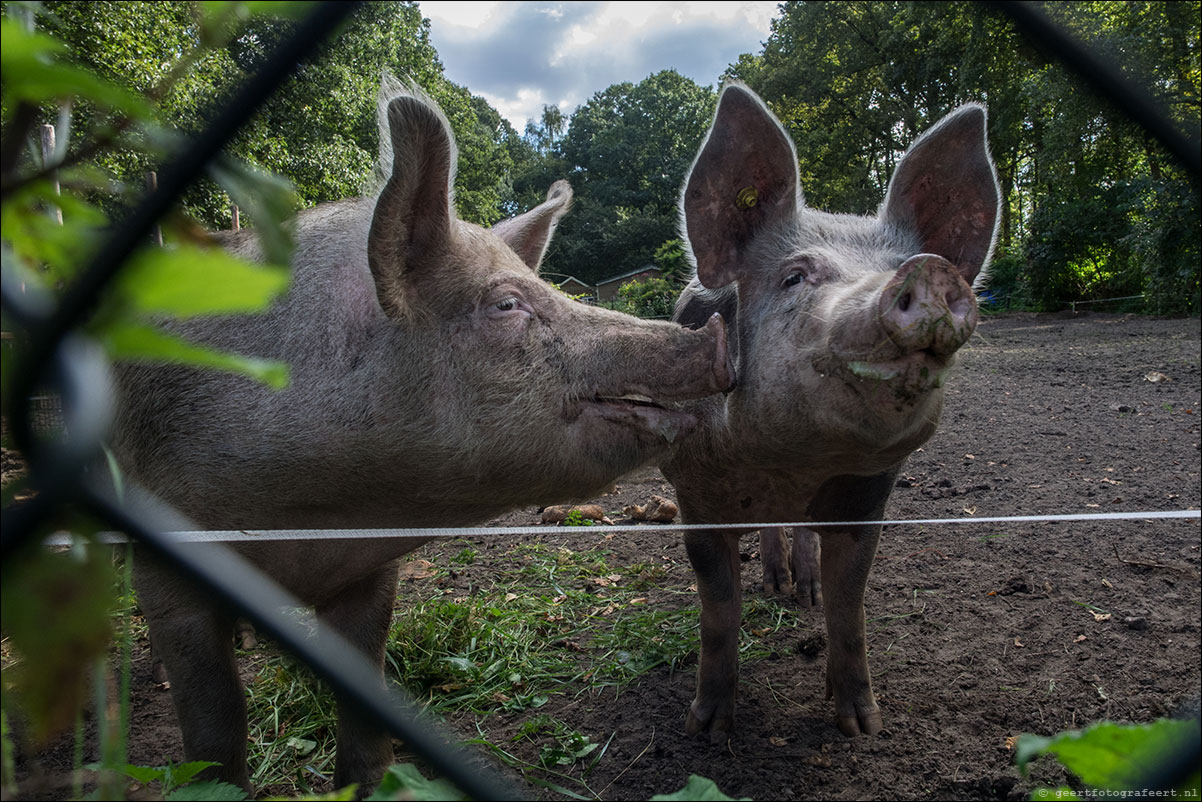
[704,313,736,393]
[879,255,978,357]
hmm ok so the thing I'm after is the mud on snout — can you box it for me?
[816,254,979,405]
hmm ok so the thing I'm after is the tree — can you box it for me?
[543,71,716,285]
[653,238,691,286]
[40,1,518,227]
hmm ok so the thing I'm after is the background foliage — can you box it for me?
[16,0,1196,312]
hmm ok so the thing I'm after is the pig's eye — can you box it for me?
[783,271,805,288]
[485,292,533,320]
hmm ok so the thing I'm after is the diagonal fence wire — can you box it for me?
[988,1,1201,180]
[0,2,515,798]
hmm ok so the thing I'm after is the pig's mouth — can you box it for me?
[822,348,954,395]
[573,394,700,444]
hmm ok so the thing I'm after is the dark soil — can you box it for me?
[7,312,1201,801]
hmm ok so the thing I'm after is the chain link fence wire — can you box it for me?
[2,2,1198,800]
[1,2,514,798]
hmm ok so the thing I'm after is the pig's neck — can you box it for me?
[665,393,913,525]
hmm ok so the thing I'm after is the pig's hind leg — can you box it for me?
[315,560,403,792]
[790,527,822,608]
[757,526,793,595]
[758,527,823,607]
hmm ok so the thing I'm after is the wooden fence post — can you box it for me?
[146,172,163,246]
[40,124,62,225]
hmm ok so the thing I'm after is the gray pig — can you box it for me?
[113,80,733,792]
[662,84,1000,740]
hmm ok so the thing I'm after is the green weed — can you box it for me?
[1016,718,1200,801]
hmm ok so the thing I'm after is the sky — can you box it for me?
[416,1,779,130]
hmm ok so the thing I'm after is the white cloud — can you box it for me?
[419,1,509,32]
[416,1,777,128]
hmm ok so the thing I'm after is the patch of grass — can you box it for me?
[513,714,600,770]
[386,543,702,712]
[245,657,336,790]
[236,541,815,796]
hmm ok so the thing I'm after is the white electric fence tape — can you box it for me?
[40,508,1201,546]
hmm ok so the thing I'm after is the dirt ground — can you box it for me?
[7,311,1201,801]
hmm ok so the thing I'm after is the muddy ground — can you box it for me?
[7,311,1201,800]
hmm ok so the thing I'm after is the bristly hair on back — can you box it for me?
[368,72,459,201]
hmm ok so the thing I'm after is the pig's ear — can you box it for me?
[368,94,455,317]
[491,180,573,272]
[880,103,1001,284]
[682,84,800,289]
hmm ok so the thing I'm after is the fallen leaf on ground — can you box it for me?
[623,494,679,522]
[399,559,436,580]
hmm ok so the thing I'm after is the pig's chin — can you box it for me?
[571,397,699,446]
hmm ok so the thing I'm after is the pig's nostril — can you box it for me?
[897,292,912,313]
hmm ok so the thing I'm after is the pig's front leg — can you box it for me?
[316,560,403,792]
[808,470,897,736]
[819,525,882,736]
[683,528,744,741]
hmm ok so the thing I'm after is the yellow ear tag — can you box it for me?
[736,186,758,210]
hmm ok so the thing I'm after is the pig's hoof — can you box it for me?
[759,568,793,596]
[794,576,822,609]
[151,659,168,685]
[835,707,883,737]
[685,700,733,743]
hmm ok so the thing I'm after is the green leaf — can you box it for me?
[118,764,169,785]
[273,788,358,801]
[163,761,223,788]
[1015,719,1198,791]
[0,18,66,67]
[283,736,316,756]
[116,245,289,318]
[166,780,248,801]
[0,539,117,745]
[365,764,465,802]
[442,656,477,674]
[208,158,299,267]
[651,775,750,801]
[100,321,289,390]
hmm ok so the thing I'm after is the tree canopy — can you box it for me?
[38,0,514,227]
[11,0,1200,313]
